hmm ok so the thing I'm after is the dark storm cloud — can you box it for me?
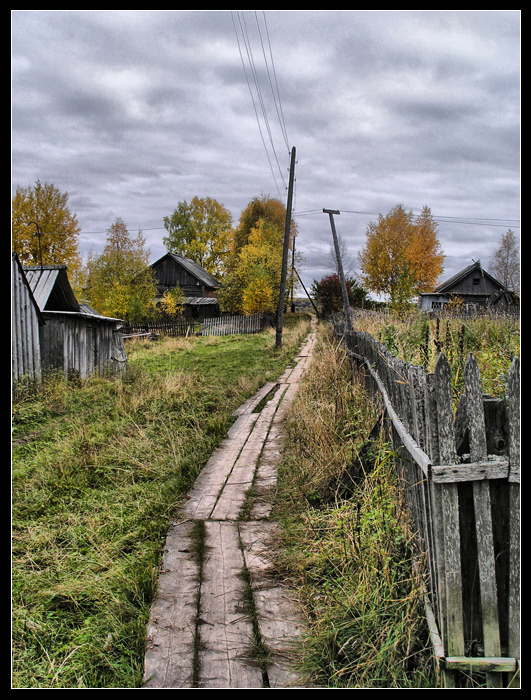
[11,10,520,290]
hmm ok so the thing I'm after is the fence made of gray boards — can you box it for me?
[333,320,520,688]
[201,313,269,336]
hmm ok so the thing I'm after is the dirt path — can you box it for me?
[142,321,317,688]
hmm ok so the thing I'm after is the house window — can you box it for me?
[432,301,445,310]
[473,278,480,285]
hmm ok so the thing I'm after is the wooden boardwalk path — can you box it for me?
[142,322,317,688]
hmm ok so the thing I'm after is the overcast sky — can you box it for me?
[11,10,520,295]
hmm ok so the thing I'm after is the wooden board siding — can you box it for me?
[40,312,126,378]
[12,253,43,383]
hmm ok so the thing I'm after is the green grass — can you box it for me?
[11,315,310,688]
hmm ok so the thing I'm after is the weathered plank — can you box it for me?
[197,521,262,688]
[211,388,286,520]
[507,356,520,687]
[184,413,259,520]
[143,520,200,688]
[239,522,307,688]
[233,382,277,416]
[464,354,502,687]
[430,460,509,483]
[434,354,464,686]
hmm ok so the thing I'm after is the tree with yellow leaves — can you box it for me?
[163,196,232,277]
[358,204,444,309]
[12,180,82,274]
[83,218,158,321]
[219,195,300,315]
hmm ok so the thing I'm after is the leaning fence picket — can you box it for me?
[507,356,520,687]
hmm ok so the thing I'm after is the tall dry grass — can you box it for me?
[274,323,436,688]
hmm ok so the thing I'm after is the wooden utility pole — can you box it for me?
[323,208,352,330]
[275,146,296,347]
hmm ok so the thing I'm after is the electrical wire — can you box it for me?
[231,10,290,198]
[258,11,290,152]
[292,209,520,228]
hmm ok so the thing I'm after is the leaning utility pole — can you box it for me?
[275,146,296,347]
[323,208,352,330]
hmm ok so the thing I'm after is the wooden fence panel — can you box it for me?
[507,357,520,687]
[333,320,520,688]
[201,313,268,336]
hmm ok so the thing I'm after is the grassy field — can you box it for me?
[11,315,310,688]
[11,309,518,688]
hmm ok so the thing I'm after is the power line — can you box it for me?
[231,10,290,198]
[292,208,520,228]
[259,11,290,151]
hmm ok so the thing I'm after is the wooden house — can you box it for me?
[22,264,127,378]
[419,260,518,313]
[12,252,45,384]
[150,252,221,319]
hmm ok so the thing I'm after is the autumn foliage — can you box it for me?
[218,195,299,315]
[358,205,444,309]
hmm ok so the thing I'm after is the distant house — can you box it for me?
[419,260,519,313]
[22,263,127,378]
[150,252,221,320]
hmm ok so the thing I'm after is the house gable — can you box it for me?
[23,264,81,312]
[419,261,512,312]
[151,253,221,298]
[434,261,507,298]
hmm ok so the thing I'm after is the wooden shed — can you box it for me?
[151,252,221,319]
[419,260,517,313]
[22,264,127,378]
[12,252,45,385]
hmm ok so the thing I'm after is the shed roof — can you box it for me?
[23,265,80,312]
[23,265,122,322]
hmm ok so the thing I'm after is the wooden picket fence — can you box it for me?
[121,319,198,338]
[201,313,270,336]
[333,320,520,688]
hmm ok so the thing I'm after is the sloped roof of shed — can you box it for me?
[23,265,80,312]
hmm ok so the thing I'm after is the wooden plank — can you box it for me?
[445,657,517,672]
[431,460,509,483]
[464,354,502,687]
[233,382,277,416]
[434,354,464,686]
[198,521,263,688]
[239,522,307,687]
[142,520,199,688]
[211,389,285,520]
[184,413,259,520]
[507,356,520,688]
